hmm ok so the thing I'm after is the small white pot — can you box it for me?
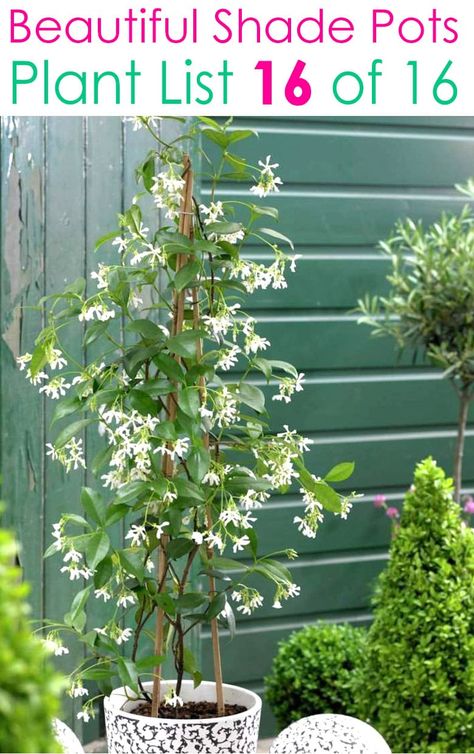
[104,680,262,754]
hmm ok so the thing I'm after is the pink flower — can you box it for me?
[386,507,400,520]
[373,494,386,509]
[464,497,474,515]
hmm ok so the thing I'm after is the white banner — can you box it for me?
[0,0,472,115]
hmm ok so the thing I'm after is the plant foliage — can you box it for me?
[356,458,474,753]
[0,522,62,753]
[265,622,366,730]
[20,116,356,718]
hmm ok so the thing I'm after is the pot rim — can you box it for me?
[105,679,262,726]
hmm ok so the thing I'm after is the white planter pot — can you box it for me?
[104,680,262,754]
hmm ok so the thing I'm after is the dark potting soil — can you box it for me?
[134,700,247,720]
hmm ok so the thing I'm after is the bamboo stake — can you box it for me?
[192,286,225,717]
[152,156,193,716]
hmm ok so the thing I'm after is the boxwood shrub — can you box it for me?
[265,622,366,730]
[356,458,474,753]
[0,522,63,753]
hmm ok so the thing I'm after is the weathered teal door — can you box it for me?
[1,116,474,738]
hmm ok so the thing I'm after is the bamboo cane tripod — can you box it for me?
[151,156,225,717]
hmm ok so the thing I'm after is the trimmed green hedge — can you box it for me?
[265,622,366,730]
[0,523,63,753]
[356,458,474,753]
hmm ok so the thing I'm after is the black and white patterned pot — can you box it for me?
[104,680,262,754]
[270,714,391,754]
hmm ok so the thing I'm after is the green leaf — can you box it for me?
[116,481,149,505]
[83,321,109,347]
[179,387,201,418]
[129,389,157,416]
[168,331,200,360]
[187,446,210,483]
[95,230,119,251]
[81,487,107,526]
[51,396,84,425]
[66,586,92,631]
[238,384,266,413]
[206,592,226,620]
[201,128,230,149]
[127,319,165,341]
[118,549,145,583]
[55,419,93,449]
[325,462,355,484]
[87,531,111,570]
[258,227,294,250]
[266,360,298,379]
[228,128,256,144]
[117,657,139,693]
[205,222,244,236]
[175,593,207,611]
[313,482,342,513]
[91,445,114,477]
[174,478,205,502]
[82,666,114,682]
[154,353,186,383]
[94,556,113,589]
[174,260,201,292]
[29,344,48,377]
[167,538,194,560]
[250,204,279,221]
[105,504,130,527]
[136,655,166,672]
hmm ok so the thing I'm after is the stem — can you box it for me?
[454,384,471,503]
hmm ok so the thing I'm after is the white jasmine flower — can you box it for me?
[113,236,128,253]
[115,627,133,645]
[77,709,91,723]
[60,564,82,581]
[16,353,32,371]
[219,509,241,527]
[27,368,48,386]
[71,683,88,698]
[63,548,82,564]
[91,264,110,290]
[203,469,221,486]
[153,521,170,538]
[145,558,155,572]
[216,345,241,372]
[164,689,184,708]
[233,535,250,553]
[79,303,116,323]
[125,524,147,547]
[94,587,111,603]
[192,531,204,545]
[43,633,69,657]
[200,201,225,225]
[273,373,305,404]
[47,347,68,370]
[241,512,257,529]
[94,626,108,636]
[250,155,283,198]
[39,377,71,400]
[206,532,224,552]
[117,592,137,609]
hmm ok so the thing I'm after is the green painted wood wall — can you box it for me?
[1,116,474,739]
[200,117,474,734]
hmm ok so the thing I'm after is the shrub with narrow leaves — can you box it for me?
[265,622,366,730]
[0,523,63,753]
[356,458,474,753]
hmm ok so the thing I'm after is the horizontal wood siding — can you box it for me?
[200,117,474,735]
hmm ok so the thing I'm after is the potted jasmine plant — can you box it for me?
[20,117,355,754]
